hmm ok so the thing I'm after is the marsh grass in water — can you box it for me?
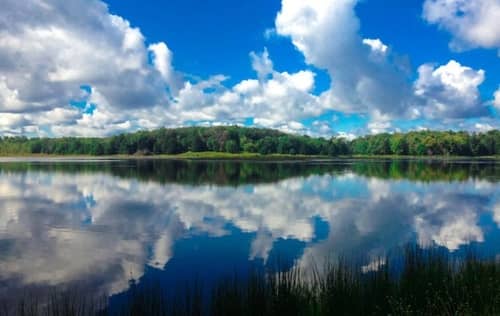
[4,246,500,316]
[1,290,108,316]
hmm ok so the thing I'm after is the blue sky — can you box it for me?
[107,0,499,94]
[0,0,499,137]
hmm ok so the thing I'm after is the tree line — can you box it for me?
[351,130,500,156]
[0,126,499,156]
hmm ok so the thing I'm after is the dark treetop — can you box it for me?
[1,126,499,156]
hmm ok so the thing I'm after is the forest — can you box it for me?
[0,126,499,157]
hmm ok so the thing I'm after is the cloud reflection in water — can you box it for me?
[0,161,498,299]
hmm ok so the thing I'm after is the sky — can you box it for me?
[0,0,499,138]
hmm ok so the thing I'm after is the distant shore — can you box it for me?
[0,152,499,162]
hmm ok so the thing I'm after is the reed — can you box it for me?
[4,246,500,316]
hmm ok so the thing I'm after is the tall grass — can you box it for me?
[1,289,107,316]
[4,246,500,316]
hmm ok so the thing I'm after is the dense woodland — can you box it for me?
[0,126,499,156]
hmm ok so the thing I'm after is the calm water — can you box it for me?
[0,159,499,303]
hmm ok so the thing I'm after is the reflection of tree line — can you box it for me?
[0,161,347,186]
[0,160,498,185]
[350,160,500,182]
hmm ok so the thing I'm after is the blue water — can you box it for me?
[0,159,498,303]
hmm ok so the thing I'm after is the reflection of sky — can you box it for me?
[0,163,499,301]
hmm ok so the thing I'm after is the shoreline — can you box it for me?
[0,152,499,162]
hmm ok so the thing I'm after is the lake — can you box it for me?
[0,158,499,307]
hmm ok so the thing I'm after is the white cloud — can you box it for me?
[275,0,413,117]
[171,50,328,130]
[273,0,495,127]
[423,0,500,53]
[148,42,182,94]
[250,48,274,79]
[475,122,495,132]
[368,120,392,134]
[494,87,500,110]
[363,38,389,56]
[0,1,171,111]
[0,0,178,136]
[336,131,357,141]
[0,0,497,138]
[414,60,487,118]
[264,28,277,39]
[406,117,499,134]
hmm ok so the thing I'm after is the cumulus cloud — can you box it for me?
[423,0,500,53]
[413,60,487,118]
[272,0,496,128]
[148,42,183,94]
[1,1,175,111]
[0,0,497,137]
[405,117,499,134]
[0,0,337,137]
[494,87,500,110]
[367,120,392,134]
[0,0,179,136]
[275,0,413,117]
[0,1,337,138]
[362,38,389,57]
[171,49,330,131]
[250,48,274,80]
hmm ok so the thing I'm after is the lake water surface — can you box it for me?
[0,159,499,304]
